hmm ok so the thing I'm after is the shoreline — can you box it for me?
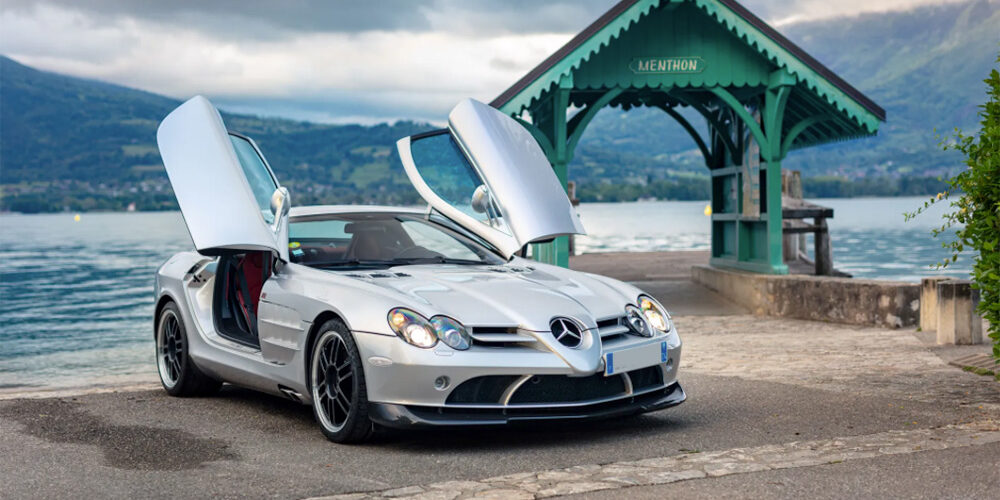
[0,380,160,400]
[0,194,946,216]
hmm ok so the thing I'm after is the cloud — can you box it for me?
[0,3,569,121]
[0,0,963,123]
[0,0,432,40]
[0,0,612,39]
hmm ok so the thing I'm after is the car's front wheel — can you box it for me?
[310,318,373,443]
[156,301,222,396]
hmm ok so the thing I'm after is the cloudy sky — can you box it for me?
[0,0,963,124]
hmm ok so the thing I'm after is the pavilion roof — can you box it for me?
[491,0,885,150]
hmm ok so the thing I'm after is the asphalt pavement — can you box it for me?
[1,356,996,499]
[1,271,997,499]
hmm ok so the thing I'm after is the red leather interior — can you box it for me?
[238,252,266,313]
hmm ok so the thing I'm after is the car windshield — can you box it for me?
[287,212,506,269]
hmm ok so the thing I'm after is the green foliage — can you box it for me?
[907,56,1000,360]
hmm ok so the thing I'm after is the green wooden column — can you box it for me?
[762,70,795,274]
[707,70,793,275]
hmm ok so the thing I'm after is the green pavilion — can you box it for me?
[491,0,885,273]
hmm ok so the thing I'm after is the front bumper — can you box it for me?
[353,330,682,408]
[370,381,686,428]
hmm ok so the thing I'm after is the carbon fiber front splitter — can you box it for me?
[369,381,686,428]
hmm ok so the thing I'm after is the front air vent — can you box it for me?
[470,326,536,347]
[596,316,630,342]
[471,326,518,335]
[508,373,627,404]
[549,317,584,348]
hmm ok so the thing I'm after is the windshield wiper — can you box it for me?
[391,256,486,266]
[319,259,397,269]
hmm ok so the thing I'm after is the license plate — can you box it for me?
[604,341,667,376]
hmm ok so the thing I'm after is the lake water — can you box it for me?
[0,196,970,390]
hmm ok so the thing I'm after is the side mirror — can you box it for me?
[270,186,290,218]
[471,185,491,214]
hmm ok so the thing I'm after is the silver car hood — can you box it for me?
[334,263,635,331]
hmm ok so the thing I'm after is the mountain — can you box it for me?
[1,0,998,212]
[0,57,433,212]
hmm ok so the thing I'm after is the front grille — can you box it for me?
[446,375,521,404]
[596,315,630,342]
[508,373,627,404]
[596,317,620,329]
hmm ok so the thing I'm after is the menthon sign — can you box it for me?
[629,56,705,74]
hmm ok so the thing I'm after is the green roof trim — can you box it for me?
[692,0,882,134]
[492,0,665,116]
[491,0,885,138]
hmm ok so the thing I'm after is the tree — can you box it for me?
[908,56,1000,362]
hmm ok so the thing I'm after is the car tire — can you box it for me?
[309,318,373,443]
[156,301,222,397]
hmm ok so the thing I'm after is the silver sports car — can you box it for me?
[154,96,684,442]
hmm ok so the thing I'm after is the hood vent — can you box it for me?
[487,266,534,274]
[344,271,412,279]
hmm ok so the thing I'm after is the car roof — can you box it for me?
[289,204,427,218]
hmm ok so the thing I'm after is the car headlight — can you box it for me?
[387,308,471,350]
[638,295,671,333]
[624,304,652,337]
[430,316,471,350]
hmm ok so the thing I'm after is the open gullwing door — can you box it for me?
[397,98,585,258]
[157,96,289,261]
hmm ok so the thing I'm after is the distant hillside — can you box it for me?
[1,0,997,212]
[0,56,433,212]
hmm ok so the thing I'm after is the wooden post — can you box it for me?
[782,170,802,262]
[567,180,578,256]
[814,217,832,276]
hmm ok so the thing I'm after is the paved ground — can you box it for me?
[570,251,709,281]
[2,258,997,499]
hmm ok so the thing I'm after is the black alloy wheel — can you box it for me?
[156,301,221,396]
[309,318,373,443]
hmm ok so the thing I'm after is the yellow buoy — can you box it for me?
[703,204,712,216]
[73,214,81,222]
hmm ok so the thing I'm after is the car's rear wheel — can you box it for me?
[156,302,222,396]
[310,319,373,443]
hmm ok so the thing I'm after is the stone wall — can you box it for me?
[691,265,920,328]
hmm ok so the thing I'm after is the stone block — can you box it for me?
[936,280,983,345]
[692,265,920,328]
[920,277,952,332]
